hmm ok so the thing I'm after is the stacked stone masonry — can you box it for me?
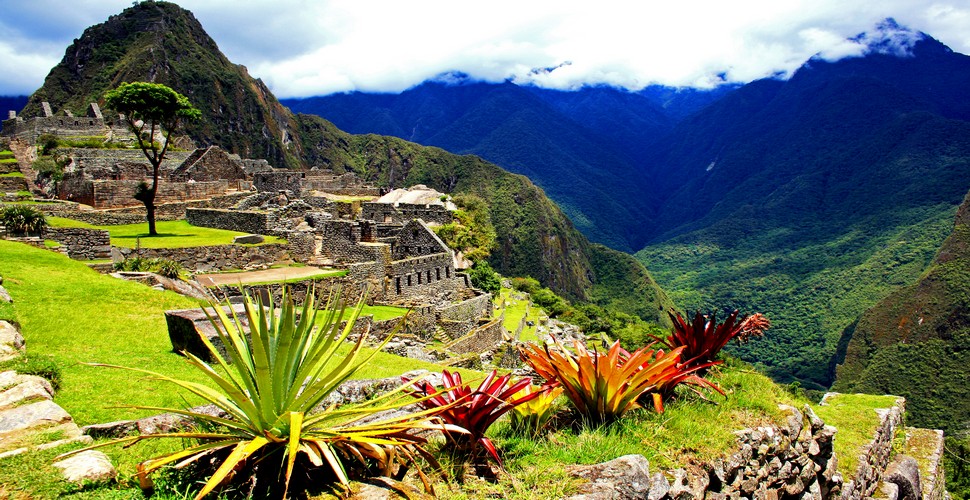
[186,208,278,236]
[115,243,290,273]
[824,394,906,499]
[42,227,110,260]
[361,201,453,225]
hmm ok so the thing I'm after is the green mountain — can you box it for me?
[833,189,970,434]
[21,1,672,323]
[636,26,970,389]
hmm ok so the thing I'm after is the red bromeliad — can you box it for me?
[403,370,542,467]
[664,310,770,369]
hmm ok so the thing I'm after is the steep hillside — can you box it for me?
[833,190,970,434]
[637,28,970,388]
[284,82,672,251]
[21,1,306,169]
[17,1,671,324]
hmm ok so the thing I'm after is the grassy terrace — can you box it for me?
[46,218,285,248]
[497,288,545,342]
[812,393,900,476]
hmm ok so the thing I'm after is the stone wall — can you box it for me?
[387,253,463,301]
[115,243,289,272]
[361,202,453,225]
[186,208,277,235]
[42,227,110,260]
[0,176,28,193]
[443,318,505,355]
[437,293,491,323]
[58,178,230,208]
[254,171,304,195]
[822,394,906,499]
[391,220,450,260]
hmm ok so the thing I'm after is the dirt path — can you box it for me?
[195,266,333,286]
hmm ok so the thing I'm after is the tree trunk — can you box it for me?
[145,198,157,236]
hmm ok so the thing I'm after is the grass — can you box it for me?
[239,270,349,286]
[0,172,24,178]
[497,288,545,342]
[46,218,284,248]
[361,304,410,321]
[812,393,900,476]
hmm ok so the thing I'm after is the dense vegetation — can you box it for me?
[834,191,970,436]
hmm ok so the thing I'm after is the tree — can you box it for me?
[104,82,200,235]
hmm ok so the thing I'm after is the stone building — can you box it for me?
[2,102,132,144]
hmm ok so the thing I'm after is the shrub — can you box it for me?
[404,370,540,467]
[468,260,501,295]
[1,206,46,234]
[663,310,770,369]
[510,277,541,294]
[154,258,183,279]
[519,338,708,425]
[59,288,448,499]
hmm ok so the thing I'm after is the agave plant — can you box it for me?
[664,310,770,369]
[1,205,46,235]
[520,338,714,425]
[58,287,456,499]
[508,384,563,436]
[403,370,540,467]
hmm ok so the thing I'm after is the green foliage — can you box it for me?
[511,277,541,294]
[32,156,65,183]
[639,204,957,388]
[1,205,46,234]
[946,436,970,499]
[104,81,201,127]
[433,193,496,262]
[508,385,564,437]
[64,288,445,499]
[0,354,61,390]
[468,260,501,295]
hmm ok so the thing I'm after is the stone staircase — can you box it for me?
[0,321,91,459]
[0,280,115,485]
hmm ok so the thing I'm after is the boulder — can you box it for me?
[567,454,652,499]
[0,321,24,361]
[0,285,11,303]
[0,374,54,409]
[0,399,72,433]
[233,234,264,244]
[53,450,117,484]
[882,455,921,500]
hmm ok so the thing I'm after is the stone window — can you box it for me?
[436,268,441,280]
[395,277,401,295]
[445,267,451,278]
[427,269,432,282]
[407,275,412,287]
[417,272,422,285]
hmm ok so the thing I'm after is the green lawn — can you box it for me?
[0,171,23,177]
[46,218,285,248]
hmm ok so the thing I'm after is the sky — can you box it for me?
[1,0,969,98]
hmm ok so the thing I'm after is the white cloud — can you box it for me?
[1,0,969,97]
